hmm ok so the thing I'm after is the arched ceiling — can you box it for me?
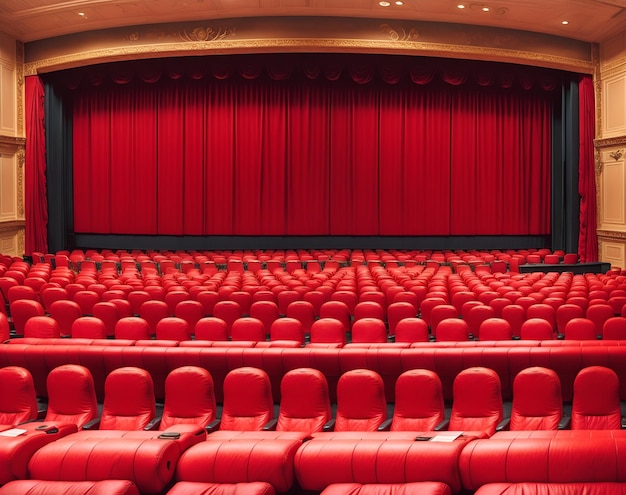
[1,0,626,44]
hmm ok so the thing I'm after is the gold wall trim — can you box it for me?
[24,37,594,76]
[598,230,626,241]
[0,220,25,234]
[595,136,626,148]
[0,136,25,149]
[16,41,24,137]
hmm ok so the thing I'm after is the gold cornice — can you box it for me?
[24,38,594,76]
[595,136,626,148]
[0,136,26,150]
[0,221,25,235]
[598,230,626,241]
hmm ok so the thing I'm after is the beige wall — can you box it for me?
[597,32,626,269]
[0,31,24,257]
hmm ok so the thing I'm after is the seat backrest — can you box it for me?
[269,317,305,345]
[478,318,513,341]
[71,316,107,339]
[194,317,229,341]
[231,317,266,342]
[435,318,470,342]
[220,367,273,431]
[335,369,387,432]
[394,318,429,343]
[114,317,151,340]
[520,318,555,340]
[572,366,622,430]
[155,316,191,340]
[309,318,346,346]
[391,369,444,431]
[449,367,503,436]
[564,317,598,340]
[277,368,331,433]
[23,315,61,339]
[350,318,387,344]
[320,301,352,331]
[0,366,38,426]
[10,299,45,335]
[46,364,99,428]
[139,300,170,335]
[510,367,562,431]
[100,367,156,430]
[160,366,216,430]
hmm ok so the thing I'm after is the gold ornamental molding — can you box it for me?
[16,42,24,137]
[595,136,626,148]
[597,230,626,241]
[16,147,24,217]
[125,24,236,43]
[0,136,26,151]
[0,221,25,235]
[24,37,595,76]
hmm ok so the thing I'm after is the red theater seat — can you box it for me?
[507,367,563,431]
[71,316,107,339]
[389,369,444,431]
[348,318,388,344]
[474,482,626,495]
[220,367,273,431]
[331,370,386,432]
[445,367,503,436]
[93,367,156,430]
[166,482,276,495]
[0,366,38,428]
[115,317,151,340]
[394,318,429,344]
[572,366,622,430]
[0,480,140,495]
[156,317,191,341]
[44,364,99,429]
[309,318,346,348]
[276,368,331,434]
[10,299,45,336]
[320,482,452,495]
[159,366,216,431]
[194,317,229,341]
[140,300,170,336]
[23,316,60,339]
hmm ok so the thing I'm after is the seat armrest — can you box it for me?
[144,416,162,431]
[37,408,47,420]
[82,417,101,430]
[496,418,511,432]
[558,416,571,430]
[262,419,278,431]
[621,417,626,430]
[322,419,336,432]
[205,419,221,434]
[433,419,449,431]
[377,418,393,431]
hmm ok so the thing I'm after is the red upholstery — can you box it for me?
[140,300,170,335]
[556,304,585,334]
[268,318,304,345]
[45,364,98,428]
[277,368,331,433]
[10,300,45,335]
[0,480,140,495]
[449,367,503,436]
[174,300,204,334]
[71,316,107,339]
[391,369,444,431]
[387,302,416,337]
[176,437,301,492]
[195,317,229,341]
[166,482,275,495]
[436,318,470,342]
[309,318,346,347]
[572,366,622,430]
[520,318,555,340]
[509,367,562,431]
[586,304,615,336]
[354,302,385,322]
[394,318,429,343]
[286,301,316,336]
[41,287,68,312]
[320,301,352,332]
[29,436,179,494]
[478,318,513,341]
[156,317,191,341]
[0,313,8,342]
[24,316,61,339]
[350,318,387,344]
[92,301,120,337]
[320,482,452,495]
[0,366,38,426]
[563,318,598,340]
[231,318,266,342]
[473,482,626,495]
[459,437,626,491]
[431,305,460,337]
[115,317,151,340]
[73,290,101,316]
[160,366,216,430]
[221,367,273,431]
[465,305,497,339]
[294,437,470,492]
[602,317,626,340]
[249,301,280,336]
[335,370,386,432]
[128,290,152,315]
[213,301,243,336]
[99,367,156,430]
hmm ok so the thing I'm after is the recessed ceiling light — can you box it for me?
[457,4,466,8]
[78,12,85,16]
[395,1,404,5]
[482,6,490,12]
[379,1,391,6]
[562,20,569,25]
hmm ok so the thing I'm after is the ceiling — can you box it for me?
[1,0,626,45]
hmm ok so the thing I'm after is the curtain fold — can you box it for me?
[24,76,49,254]
[68,55,560,237]
[578,75,598,262]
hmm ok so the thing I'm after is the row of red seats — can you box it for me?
[0,363,622,494]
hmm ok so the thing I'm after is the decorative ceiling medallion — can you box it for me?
[379,24,419,42]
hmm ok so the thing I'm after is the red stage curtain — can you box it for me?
[69,56,558,237]
[578,75,598,262]
[24,76,48,254]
